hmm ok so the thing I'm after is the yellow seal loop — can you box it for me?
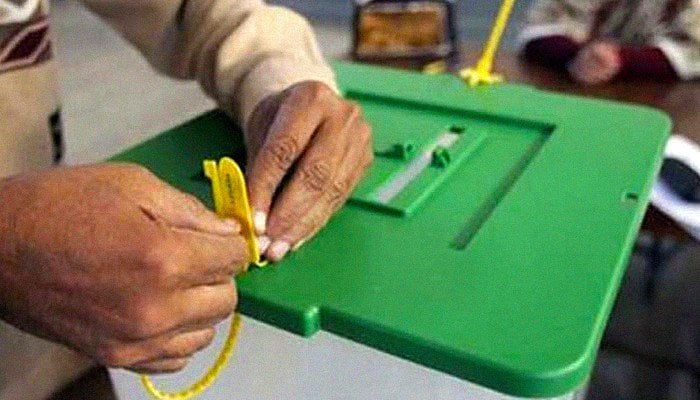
[141,157,264,399]
[140,314,243,400]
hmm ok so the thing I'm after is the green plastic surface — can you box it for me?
[111,62,670,397]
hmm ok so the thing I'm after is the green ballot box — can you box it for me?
[111,62,670,398]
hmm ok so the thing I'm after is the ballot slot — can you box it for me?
[346,91,554,220]
[450,130,551,250]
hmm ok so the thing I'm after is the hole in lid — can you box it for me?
[623,192,639,204]
[449,124,466,134]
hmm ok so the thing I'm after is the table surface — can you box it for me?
[370,48,698,240]
[375,48,698,144]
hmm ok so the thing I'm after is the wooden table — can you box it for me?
[363,48,699,241]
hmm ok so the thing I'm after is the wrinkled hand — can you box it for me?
[245,81,373,261]
[0,164,248,374]
[568,41,622,85]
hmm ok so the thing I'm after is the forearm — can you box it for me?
[0,175,28,328]
[0,176,23,261]
[80,0,336,127]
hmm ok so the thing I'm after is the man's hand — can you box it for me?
[0,164,248,374]
[245,81,373,261]
[568,41,622,85]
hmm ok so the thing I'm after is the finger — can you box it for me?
[170,283,238,331]
[574,51,592,66]
[168,228,249,286]
[567,60,583,78]
[245,96,326,234]
[598,69,617,83]
[130,357,191,375]
[266,113,370,260]
[131,282,237,340]
[144,184,241,237]
[330,141,373,216]
[270,135,373,259]
[283,123,371,245]
[581,53,600,70]
[109,328,216,369]
[265,109,353,232]
[591,54,611,70]
[570,63,597,84]
[263,110,356,259]
[311,137,373,233]
[590,47,607,63]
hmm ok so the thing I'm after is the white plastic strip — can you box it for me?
[374,132,459,204]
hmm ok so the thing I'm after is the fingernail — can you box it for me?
[292,239,307,252]
[267,241,290,261]
[257,236,271,254]
[253,211,267,235]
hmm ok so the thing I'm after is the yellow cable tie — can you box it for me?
[461,0,516,87]
[140,314,243,400]
[141,157,264,400]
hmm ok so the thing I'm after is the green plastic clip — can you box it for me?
[449,124,466,134]
[376,142,416,161]
[432,147,451,169]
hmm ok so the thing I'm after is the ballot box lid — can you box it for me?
[112,62,670,398]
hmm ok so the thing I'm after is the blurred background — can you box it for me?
[50,1,698,399]
[53,0,533,165]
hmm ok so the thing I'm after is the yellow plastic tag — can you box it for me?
[140,314,242,400]
[460,0,516,87]
[203,157,265,267]
[140,157,262,400]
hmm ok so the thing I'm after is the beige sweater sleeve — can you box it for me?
[516,0,603,49]
[79,0,337,128]
[654,0,700,80]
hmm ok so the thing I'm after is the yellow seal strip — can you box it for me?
[140,314,243,400]
[203,157,265,268]
[141,157,263,400]
[460,0,517,87]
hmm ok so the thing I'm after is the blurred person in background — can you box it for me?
[518,0,700,85]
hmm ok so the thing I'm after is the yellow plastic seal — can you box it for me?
[203,157,266,269]
[140,157,263,400]
[460,0,517,87]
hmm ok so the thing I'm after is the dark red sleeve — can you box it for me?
[617,46,679,81]
[523,35,583,71]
